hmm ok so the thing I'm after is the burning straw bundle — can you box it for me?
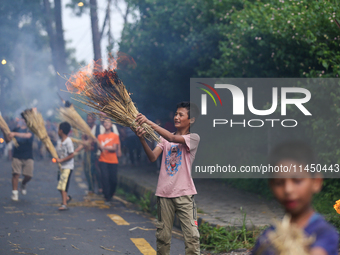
[0,114,19,147]
[258,214,314,255]
[21,108,61,170]
[57,100,97,141]
[66,67,160,142]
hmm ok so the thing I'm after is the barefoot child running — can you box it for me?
[54,122,75,211]
[134,102,200,255]
[251,141,338,255]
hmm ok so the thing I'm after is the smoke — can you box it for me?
[3,30,62,119]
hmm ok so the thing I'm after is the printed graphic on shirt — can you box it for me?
[165,145,182,176]
[101,138,113,147]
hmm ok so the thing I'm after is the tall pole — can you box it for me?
[90,0,102,69]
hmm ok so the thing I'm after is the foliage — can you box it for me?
[119,0,340,166]
[200,0,340,164]
[138,191,151,212]
[313,179,340,229]
[138,191,157,216]
[203,0,340,78]
[118,0,242,114]
[199,210,263,252]
[116,188,157,216]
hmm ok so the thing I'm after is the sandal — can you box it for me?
[58,204,69,211]
[60,195,72,205]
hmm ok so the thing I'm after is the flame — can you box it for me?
[52,158,57,163]
[65,52,136,94]
[0,138,4,143]
[334,199,340,214]
[116,52,137,70]
[65,61,96,94]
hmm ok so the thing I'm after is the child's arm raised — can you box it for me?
[135,113,186,145]
[134,126,162,163]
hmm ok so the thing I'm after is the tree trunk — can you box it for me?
[54,0,67,74]
[90,0,102,68]
[43,0,58,71]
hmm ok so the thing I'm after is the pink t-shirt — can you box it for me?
[155,133,200,198]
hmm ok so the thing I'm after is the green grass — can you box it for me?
[199,211,264,253]
[197,208,205,214]
[116,188,157,216]
[116,188,138,203]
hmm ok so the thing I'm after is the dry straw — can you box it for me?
[258,214,314,255]
[66,64,160,143]
[0,114,19,147]
[21,108,61,170]
[57,101,97,141]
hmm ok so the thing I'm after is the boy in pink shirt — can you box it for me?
[134,102,200,255]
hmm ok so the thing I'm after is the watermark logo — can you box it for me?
[199,83,311,116]
[195,81,312,128]
[196,82,222,115]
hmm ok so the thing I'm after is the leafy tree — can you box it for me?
[118,0,242,114]
[0,0,78,115]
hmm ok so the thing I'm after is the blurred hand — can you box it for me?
[8,132,15,139]
[55,158,62,163]
[135,113,149,126]
[135,126,146,139]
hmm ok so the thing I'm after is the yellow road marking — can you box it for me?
[75,177,82,182]
[107,214,130,225]
[130,238,156,255]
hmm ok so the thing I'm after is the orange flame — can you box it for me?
[65,52,136,94]
[116,52,137,70]
[334,199,340,214]
[52,158,57,163]
[0,138,4,143]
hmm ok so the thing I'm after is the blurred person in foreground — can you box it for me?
[134,102,200,255]
[97,118,120,206]
[5,118,34,201]
[54,122,75,211]
[251,141,338,255]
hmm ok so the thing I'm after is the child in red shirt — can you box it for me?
[97,118,120,205]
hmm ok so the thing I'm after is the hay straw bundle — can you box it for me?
[259,214,314,255]
[0,114,19,147]
[57,101,96,141]
[21,108,61,170]
[70,137,91,148]
[66,67,160,142]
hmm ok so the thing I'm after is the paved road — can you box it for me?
[0,159,184,255]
